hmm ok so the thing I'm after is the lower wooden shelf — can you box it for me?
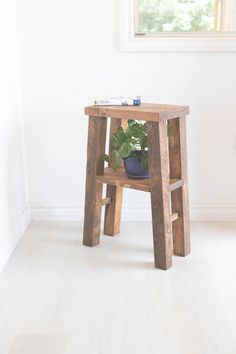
[96,168,183,193]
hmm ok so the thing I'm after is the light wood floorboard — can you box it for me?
[1,221,236,354]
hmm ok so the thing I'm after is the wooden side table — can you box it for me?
[83,103,190,270]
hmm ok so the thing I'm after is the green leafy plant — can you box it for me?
[105,120,148,171]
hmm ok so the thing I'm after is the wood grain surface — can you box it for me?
[83,116,107,247]
[147,121,173,270]
[104,118,127,236]
[168,116,190,256]
[85,103,189,122]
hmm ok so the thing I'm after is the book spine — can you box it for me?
[94,97,141,106]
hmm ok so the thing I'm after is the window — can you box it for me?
[119,0,236,52]
[136,0,236,34]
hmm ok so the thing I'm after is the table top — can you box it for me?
[85,103,189,121]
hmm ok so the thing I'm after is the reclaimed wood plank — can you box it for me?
[96,168,183,193]
[83,116,107,247]
[168,116,190,256]
[147,121,173,270]
[85,103,189,122]
[104,119,127,236]
[97,168,150,192]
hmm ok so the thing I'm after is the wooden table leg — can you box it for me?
[168,116,190,256]
[104,184,123,236]
[104,118,127,236]
[147,121,173,270]
[83,116,107,247]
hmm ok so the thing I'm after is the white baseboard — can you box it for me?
[31,205,84,221]
[190,203,236,222]
[0,204,31,272]
[31,203,236,222]
[31,205,152,221]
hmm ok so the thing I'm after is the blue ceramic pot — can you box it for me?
[123,151,149,179]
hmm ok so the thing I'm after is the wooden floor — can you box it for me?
[1,221,236,354]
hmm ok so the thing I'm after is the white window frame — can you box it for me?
[119,0,236,52]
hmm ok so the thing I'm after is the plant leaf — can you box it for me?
[118,142,132,158]
[105,154,110,162]
[141,152,149,170]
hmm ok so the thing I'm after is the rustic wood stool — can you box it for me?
[83,103,190,270]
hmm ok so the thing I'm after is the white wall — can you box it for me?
[16,0,236,221]
[0,0,30,271]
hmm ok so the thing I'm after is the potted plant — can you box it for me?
[105,120,149,179]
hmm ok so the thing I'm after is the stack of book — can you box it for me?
[94,96,141,106]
